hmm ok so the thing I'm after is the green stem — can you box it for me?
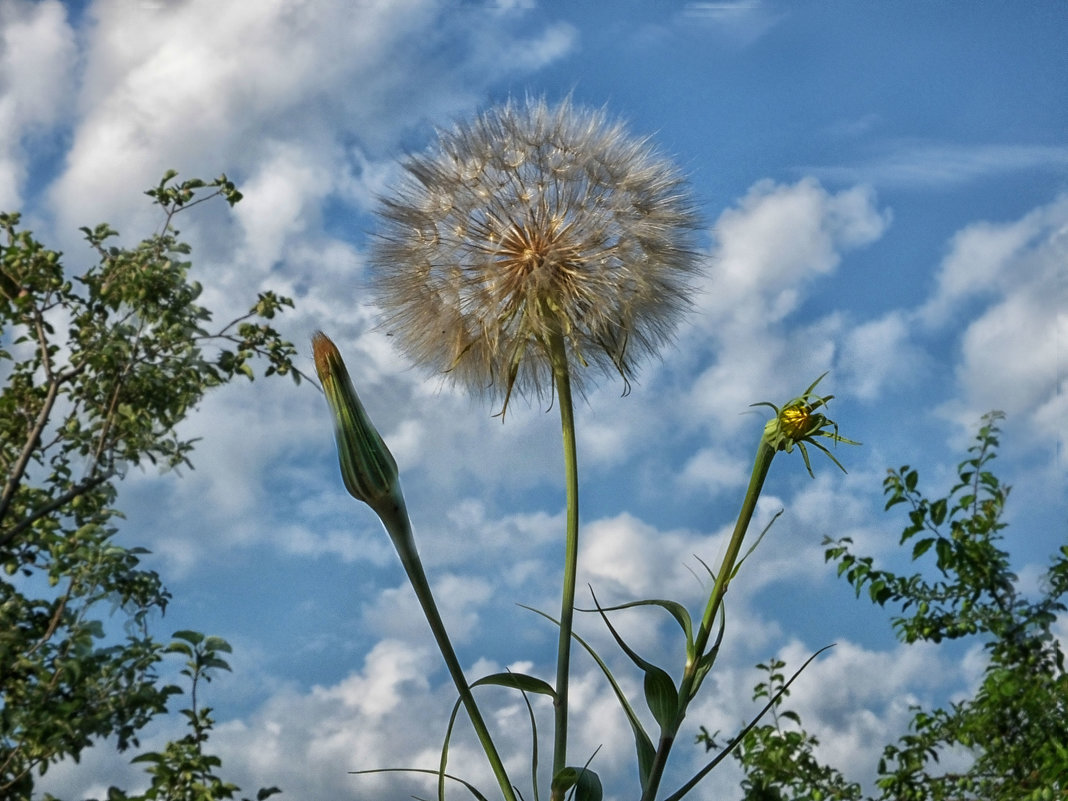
[381,504,519,801]
[689,440,775,672]
[639,440,776,801]
[547,325,580,786]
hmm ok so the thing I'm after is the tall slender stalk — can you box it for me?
[314,332,518,801]
[639,440,776,801]
[689,441,775,677]
[380,505,520,801]
[547,324,580,786]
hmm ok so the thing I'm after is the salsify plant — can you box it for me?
[312,97,858,801]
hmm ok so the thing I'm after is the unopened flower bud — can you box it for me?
[312,332,405,521]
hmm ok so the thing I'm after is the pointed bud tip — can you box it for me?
[312,331,341,379]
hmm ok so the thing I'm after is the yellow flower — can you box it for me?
[370,97,702,412]
[779,403,818,441]
[755,374,859,476]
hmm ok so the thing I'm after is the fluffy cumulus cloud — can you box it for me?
[0,0,75,208]
[699,178,889,325]
[45,0,577,238]
[838,310,929,401]
[579,512,714,602]
[682,178,890,436]
[918,194,1068,447]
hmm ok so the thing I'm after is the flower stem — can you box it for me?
[639,439,776,801]
[547,325,580,785]
[690,440,775,672]
[379,503,519,801]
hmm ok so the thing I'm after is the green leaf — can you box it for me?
[644,665,680,731]
[905,469,918,491]
[471,672,556,699]
[930,497,948,526]
[203,635,232,654]
[551,766,603,801]
[911,537,936,560]
[202,656,232,673]
[935,537,953,571]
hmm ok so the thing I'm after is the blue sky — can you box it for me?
[3,1,1065,798]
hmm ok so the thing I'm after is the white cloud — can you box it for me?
[233,140,337,272]
[679,443,751,494]
[806,141,1068,189]
[956,288,1064,413]
[0,0,76,208]
[919,194,1068,328]
[361,573,494,645]
[580,512,712,602]
[45,0,576,238]
[698,178,890,325]
[839,310,928,401]
[769,638,960,781]
[920,195,1068,447]
[681,178,889,434]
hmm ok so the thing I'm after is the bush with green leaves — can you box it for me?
[96,631,280,801]
[1,173,301,797]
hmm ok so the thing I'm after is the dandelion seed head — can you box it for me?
[370,96,702,407]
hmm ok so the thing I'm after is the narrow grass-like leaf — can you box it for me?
[578,597,695,664]
[441,696,463,801]
[520,603,656,786]
[517,681,541,801]
[731,509,783,579]
[662,644,835,801]
[588,588,679,731]
[350,767,491,801]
